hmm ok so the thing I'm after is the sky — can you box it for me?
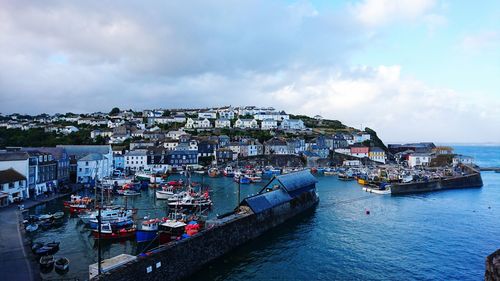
[0,0,499,143]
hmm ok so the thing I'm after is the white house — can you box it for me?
[185,118,211,129]
[166,130,184,140]
[261,119,278,130]
[198,111,217,119]
[124,150,148,172]
[0,168,28,205]
[218,109,235,120]
[234,118,258,129]
[61,126,79,135]
[408,153,432,168]
[334,147,351,156]
[452,155,474,166]
[215,118,231,128]
[369,147,386,164]
[58,145,113,180]
[254,111,290,121]
[163,139,179,151]
[280,119,305,130]
[354,132,371,143]
[76,153,111,183]
[91,129,113,139]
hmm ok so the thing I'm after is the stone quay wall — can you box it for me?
[486,249,500,281]
[93,191,319,281]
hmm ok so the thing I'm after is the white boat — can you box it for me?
[26,223,38,232]
[167,195,212,208]
[39,214,53,220]
[102,177,134,186]
[156,187,176,200]
[135,172,152,181]
[123,190,141,196]
[362,186,391,195]
[79,208,133,224]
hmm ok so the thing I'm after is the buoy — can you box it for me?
[365,210,370,215]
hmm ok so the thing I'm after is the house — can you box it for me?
[264,137,289,155]
[218,135,230,147]
[124,150,148,172]
[218,109,235,120]
[197,140,218,158]
[185,118,211,129]
[109,133,130,144]
[253,111,289,121]
[343,160,361,167]
[216,148,237,163]
[261,119,278,130]
[0,168,27,204]
[408,153,432,168]
[334,147,351,156]
[76,154,110,184]
[90,129,113,139]
[130,141,155,150]
[215,118,231,129]
[280,119,305,130]
[57,145,113,181]
[452,155,474,166]
[198,111,217,119]
[388,143,436,154]
[0,152,29,182]
[61,126,79,135]
[234,118,258,129]
[303,151,320,167]
[287,138,306,154]
[227,142,241,155]
[350,145,369,158]
[310,145,330,159]
[166,130,185,140]
[21,147,70,185]
[26,151,58,196]
[354,132,371,143]
[147,147,170,172]
[167,150,198,168]
[162,139,179,151]
[369,147,386,164]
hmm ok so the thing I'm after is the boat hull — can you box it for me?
[136,230,158,243]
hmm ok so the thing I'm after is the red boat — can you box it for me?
[63,195,92,208]
[92,223,136,239]
[69,204,90,214]
[167,180,183,187]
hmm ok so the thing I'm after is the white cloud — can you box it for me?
[351,0,437,27]
[461,31,500,52]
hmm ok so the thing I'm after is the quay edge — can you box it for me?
[390,165,483,195]
[91,170,319,281]
[486,249,500,281]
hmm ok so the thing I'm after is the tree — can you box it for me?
[109,107,120,116]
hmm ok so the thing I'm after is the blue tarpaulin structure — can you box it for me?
[242,170,317,214]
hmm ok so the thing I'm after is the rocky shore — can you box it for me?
[486,249,500,281]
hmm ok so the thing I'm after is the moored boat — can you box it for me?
[136,218,163,243]
[122,190,140,196]
[92,223,136,240]
[54,257,70,271]
[26,223,38,232]
[39,255,55,269]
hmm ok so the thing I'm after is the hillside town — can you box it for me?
[0,106,475,207]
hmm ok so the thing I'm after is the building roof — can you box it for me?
[0,168,26,184]
[57,145,111,159]
[79,153,104,161]
[124,150,147,156]
[0,152,29,161]
[370,147,385,153]
[275,170,318,194]
[242,189,292,214]
[21,147,67,161]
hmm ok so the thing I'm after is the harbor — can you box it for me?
[17,153,499,280]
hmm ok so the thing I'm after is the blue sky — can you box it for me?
[0,0,499,143]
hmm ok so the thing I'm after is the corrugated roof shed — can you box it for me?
[0,168,26,184]
[276,170,318,194]
[0,152,29,161]
[242,189,292,214]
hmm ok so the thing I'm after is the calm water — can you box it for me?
[29,146,500,280]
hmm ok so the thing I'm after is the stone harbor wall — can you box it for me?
[93,193,319,281]
[485,249,500,281]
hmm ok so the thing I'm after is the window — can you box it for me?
[85,168,89,173]
[86,161,89,166]
[79,168,82,172]
[9,182,14,189]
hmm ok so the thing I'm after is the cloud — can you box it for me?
[350,0,438,27]
[461,31,500,52]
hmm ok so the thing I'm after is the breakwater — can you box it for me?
[486,249,500,281]
[92,171,319,281]
[391,165,483,195]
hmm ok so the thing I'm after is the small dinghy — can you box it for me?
[39,255,54,269]
[53,211,64,220]
[123,190,140,196]
[38,214,53,220]
[26,223,38,232]
[54,257,70,271]
[34,242,60,256]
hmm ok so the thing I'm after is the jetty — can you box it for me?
[391,165,483,195]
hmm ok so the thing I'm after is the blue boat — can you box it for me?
[89,218,134,230]
[136,219,161,243]
[234,176,251,184]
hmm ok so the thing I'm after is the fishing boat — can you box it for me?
[193,170,205,175]
[136,218,163,243]
[54,257,70,271]
[135,171,152,182]
[38,214,53,220]
[39,255,55,269]
[156,187,176,200]
[167,196,212,209]
[63,195,92,207]
[338,173,353,181]
[223,166,235,177]
[26,223,39,232]
[89,214,134,229]
[92,223,136,239]
[247,176,262,183]
[208,168,220,177]
[68,204,90,214]
[158,220,187,244]
[122,190,140,196]
[234,176,251,184]
[79,208,133,224]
